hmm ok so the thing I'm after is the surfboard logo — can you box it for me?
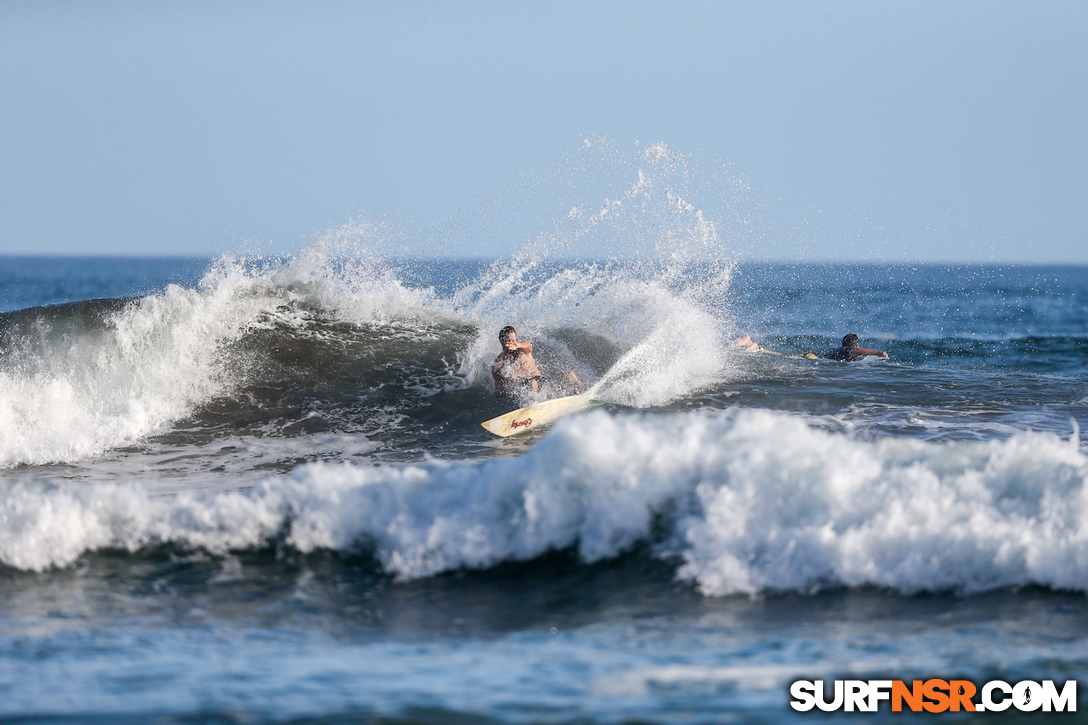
[511,418,533,429]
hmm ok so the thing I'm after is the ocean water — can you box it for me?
[1,244,1086,724]
[2,135,1087,724]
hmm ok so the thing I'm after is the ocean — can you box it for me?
[1,248,1086,724]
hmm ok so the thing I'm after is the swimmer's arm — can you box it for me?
[856,347,889,359]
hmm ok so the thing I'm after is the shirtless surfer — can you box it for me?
[492,326,583,399]
[820,333,889,361]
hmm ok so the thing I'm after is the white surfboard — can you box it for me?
[481,394,598,437]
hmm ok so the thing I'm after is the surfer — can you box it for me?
[492,326,583,399]
[820,333,889,361]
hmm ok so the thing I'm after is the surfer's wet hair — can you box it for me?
[842,333,860,348]
[499,326,516,342]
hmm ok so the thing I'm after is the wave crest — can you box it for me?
[3,409,1085,598]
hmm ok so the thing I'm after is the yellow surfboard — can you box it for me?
[481,394,599,437]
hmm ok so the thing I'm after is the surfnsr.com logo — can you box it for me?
[790,679,1077,713]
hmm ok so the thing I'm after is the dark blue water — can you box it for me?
[0,256,207,313]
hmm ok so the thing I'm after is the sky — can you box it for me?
[1,1,1085,263]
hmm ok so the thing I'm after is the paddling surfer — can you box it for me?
[820,333,889,361]
[492,326,583,399]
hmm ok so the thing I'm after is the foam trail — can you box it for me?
[3,409,1086,598]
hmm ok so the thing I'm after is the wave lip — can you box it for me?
[2,409,1086,599]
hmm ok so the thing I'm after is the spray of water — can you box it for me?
[0,138,761,466]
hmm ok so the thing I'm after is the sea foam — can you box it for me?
[0,251,742,467]
[0,250,451,468]
[2,408,1085,597]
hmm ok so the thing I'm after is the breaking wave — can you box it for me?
[3,408,1085,597]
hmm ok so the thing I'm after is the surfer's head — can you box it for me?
[499,326,518,350]
[842,333,860,349]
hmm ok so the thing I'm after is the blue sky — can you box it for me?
[2,1,1085,262]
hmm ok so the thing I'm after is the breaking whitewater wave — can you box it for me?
[0,143,757,469]
[3,408,1085,597]
[0,253,743,469]
[0,253,426,467]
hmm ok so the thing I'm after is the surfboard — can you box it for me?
[481,394,598,437]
